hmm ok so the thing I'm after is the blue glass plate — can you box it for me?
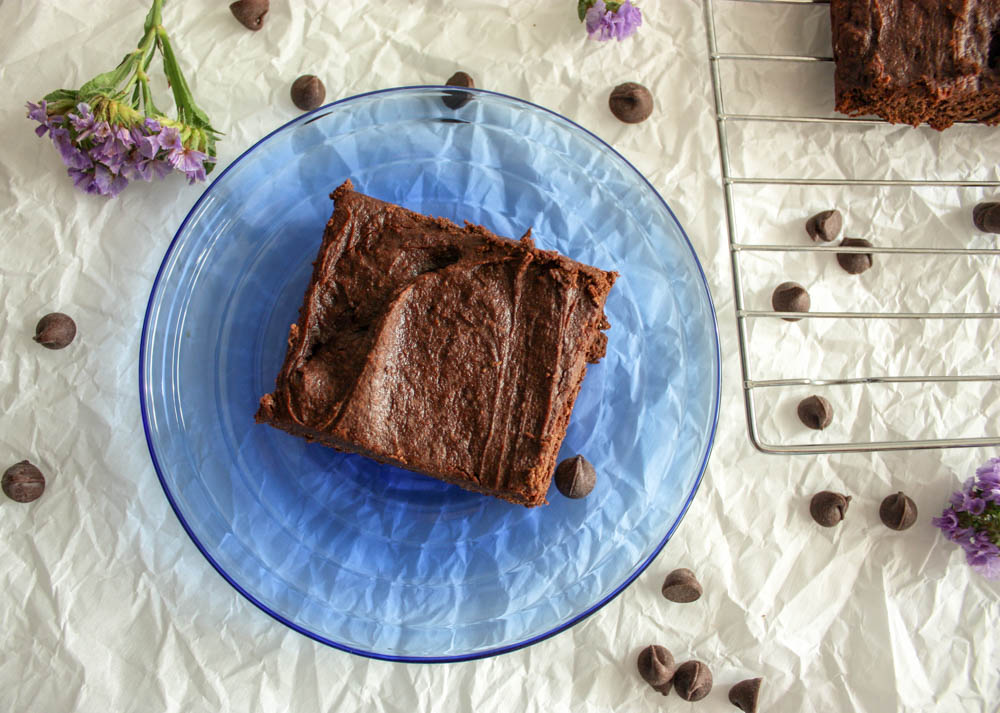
[140,86,720,661]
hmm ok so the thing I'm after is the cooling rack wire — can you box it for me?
[702,0,1000,453]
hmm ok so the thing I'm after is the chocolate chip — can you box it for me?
[673,660,713,702]
[33,312,76,350]
[229,0,269,30]
[836,237,874,275]
[554,455,596,498]
[2,461,45,503]
[771,281,810,321]
[443,71,475,110]
[609,82,654,124]
[810,491,850,527]
[290,75,326,112]
[729,677,763,713]
[797,395,833,430]
[806,209,843,242]
[651,679,673,696]
[637,644,675,691]
[879,491,918,531]
[973,202,1000,232]
[661,568,702,603]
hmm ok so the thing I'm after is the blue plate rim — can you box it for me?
[138,85,722,663]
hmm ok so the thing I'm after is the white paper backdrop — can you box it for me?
[1,1,997,711]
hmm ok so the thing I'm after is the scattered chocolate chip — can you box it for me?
[797,395,833,430]
[33,312,76,350]
[973,202,1000,232]
[729,677,763,713]
[771,281,810,321]
[609,82,654,124]
[806,209,843,242]
[836,237,874,275]
[637,645,675,692]
[443,71,475,110]
[290,75,326,112]
[810,491,850,527]
[554,455,596,498]
[651,679,673,696]
[661,568,703,603]
[2,461,45,503]
[673,660,713,702]
[229,0,269,31]
[879,491,918,531]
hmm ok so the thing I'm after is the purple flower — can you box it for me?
[936,457,1000,580]
[29,97,214,196]
[972,558,1000,580]
[949,477,978,510]
[976,458,1000,501]
[126,156,173,182]
[25,1,219,199]
[965,532,1000,580]
[166,144,213,183]
[109,124,132,146]
[91,121,113,143]
[26,100,48,124]
[137,134,158,160]
[951,477,986,513]
[965,494,987,515]
[26,100,53,137]
[68,103,97,140]
[92,165,128,197]
[932,508,961,539]
[49,127,93,170]
[976,457,1000,480]
[91,135,133,175]
[68,167,100,194]
[585,0,642,42]
[129,118,162,152]
[158,126,184,152]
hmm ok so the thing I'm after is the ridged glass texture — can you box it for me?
[140,87,721,661]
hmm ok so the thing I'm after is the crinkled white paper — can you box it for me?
[0,1,997,711]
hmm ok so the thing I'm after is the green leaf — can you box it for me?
[40,88,80,116]
[157,28,216,131]
[78,51,142,98]
[42,89,79,104]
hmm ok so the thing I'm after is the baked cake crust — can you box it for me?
[255,180,617,507]
[831,0,1000,129]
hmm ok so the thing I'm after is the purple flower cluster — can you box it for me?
[585,0,642,42]
[933,458,1000,580]
[26,100,214,197]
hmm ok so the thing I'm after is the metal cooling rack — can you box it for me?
[703,0,1000,453]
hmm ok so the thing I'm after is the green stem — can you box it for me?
[138,74,161,116]
[144,0,163,33]
[156,26,212,129]
[120,16,160,98]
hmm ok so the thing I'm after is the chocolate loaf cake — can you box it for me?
[831,0,1000,129]
[256,180,618,507]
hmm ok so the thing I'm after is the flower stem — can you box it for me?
[144,0,164,34]
[119,5,162,102]
[156,26,214,133]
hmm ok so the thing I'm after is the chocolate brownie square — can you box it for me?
[256,180,617,507]
[831,0,1000,129]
